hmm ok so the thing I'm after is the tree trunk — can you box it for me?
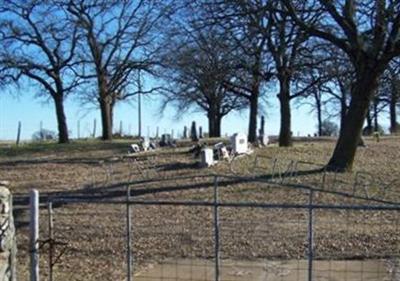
[247,60,261,143]
[208,114,216,137]
[373,100,379,132]
[390,92,398,134]
[100,98,113,140]
[53,95,69,144]
[278,76,292,146]
[207,105,219,138]
[248,95,258,143]
[207,106,223,138]
[215,115,222,137]
[98,74,113,141]
[327,73,379,172]
[316,96,322,136]
[339,93,347,136]
[365,110,373,135]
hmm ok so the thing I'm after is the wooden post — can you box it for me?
[77,120,80,139]
[39,121,43,141]
[16,121,22,146]
[30,189,39,281]
[92,119,97,138]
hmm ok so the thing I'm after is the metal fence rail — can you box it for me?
[29,175,400,281]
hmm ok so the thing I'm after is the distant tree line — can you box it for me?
[1,0,400,172]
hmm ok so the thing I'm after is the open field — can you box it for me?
[1,137,399,280]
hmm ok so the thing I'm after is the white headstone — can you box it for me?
[220,146,229,160]
[200,148,214,167]
[214,142,230,160]
[142,137,150,151]
[130,144,140,153]
[231,133,248,154]
[259,135,269,146]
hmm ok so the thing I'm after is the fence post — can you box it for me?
[92,119,97,138]
[307,190,314,281]
[126,185,132,281]
[78,121,81,139]
[47,202,54,281]
[30,189,39,281]
[16,121,22,146]
[213,176,220,281]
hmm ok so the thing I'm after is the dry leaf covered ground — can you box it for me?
[0,137,399,280]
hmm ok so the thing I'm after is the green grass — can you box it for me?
[0,139,136,157]
[0,137,230,158]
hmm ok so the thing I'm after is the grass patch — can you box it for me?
[0,139,136,157]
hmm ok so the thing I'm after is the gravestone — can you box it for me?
[160,134,174,147]
[183,126,188,139]
[231,133,248,154]
[214,142,229,160]
[200,148,214,167]
[130,144,141,153]
[141,137,150,151]
[190,121,198,142]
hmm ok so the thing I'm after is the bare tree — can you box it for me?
[0,0,79,143]
[203,0,274,142]
[284,0,400,171]
[316,47,355,135]
[161,27,246,137]
[379,60,400,133]
[66,0,174,140]
[297,79,326,137]
[265,1,310,146]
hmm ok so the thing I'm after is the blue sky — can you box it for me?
[0,86,391,141]
[0,86,323,141]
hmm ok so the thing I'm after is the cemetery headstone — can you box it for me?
[129,144,141,153]
[160,134,172,147]
[141,137,150,151]
[190,121,199,142]
[214,142,229,160]
[183,126,188,139]
[200,148,214,167]
[231,133,248,154]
